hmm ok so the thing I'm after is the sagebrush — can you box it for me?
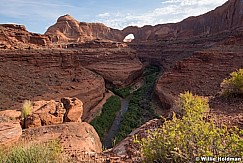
[220,68,243,97]
[135,92,243,163]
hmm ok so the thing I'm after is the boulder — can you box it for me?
[25,100,66,128]
[34,100,66,125]
[24,97,83,128]
[61,97,83,122]
[20,122,102,153]
[0,122,22,147]
[154,84,175,110]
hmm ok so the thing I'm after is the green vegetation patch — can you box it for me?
[90,96,121,140]
[0,140,65,163]
[135,92,243,162]
[220,68,243,97]
[115,65,160,142]
[112,86,132,98]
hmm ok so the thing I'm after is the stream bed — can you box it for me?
[102,95,132,148]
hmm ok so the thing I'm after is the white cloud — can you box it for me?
[97,13,110,18]
[96,0,228,29]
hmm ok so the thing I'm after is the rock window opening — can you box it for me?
[123,34,135,42]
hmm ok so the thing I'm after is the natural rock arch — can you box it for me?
[123,34,135,42]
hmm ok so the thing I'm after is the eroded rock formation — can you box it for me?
[0,24,50,49]
[45,14,122,43]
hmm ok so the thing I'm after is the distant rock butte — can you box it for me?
[45,14,122,43]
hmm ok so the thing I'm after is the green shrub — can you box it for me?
[21,100,32,119]
[173,91,210,118]
[112,86,131,98]
[90,96,121,139]
[135,92,243,162]
[0,140,65,163]
[220,69,243,97]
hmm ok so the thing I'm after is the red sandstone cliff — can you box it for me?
[122,0,243,41]
[45,0,243,43]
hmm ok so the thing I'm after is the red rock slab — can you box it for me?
[20,122,102,154]
[0,122,22,147]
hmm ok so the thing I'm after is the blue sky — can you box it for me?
[0,0,228,34]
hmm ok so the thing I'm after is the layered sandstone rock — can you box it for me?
[0,24,50,49]
[0,44,143,121]
[20,122,102,153]
[0,122,22,147]
[57,39,144,88]
[0,50,106,122]
[156,50,243,99]
[82,48,144,87]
